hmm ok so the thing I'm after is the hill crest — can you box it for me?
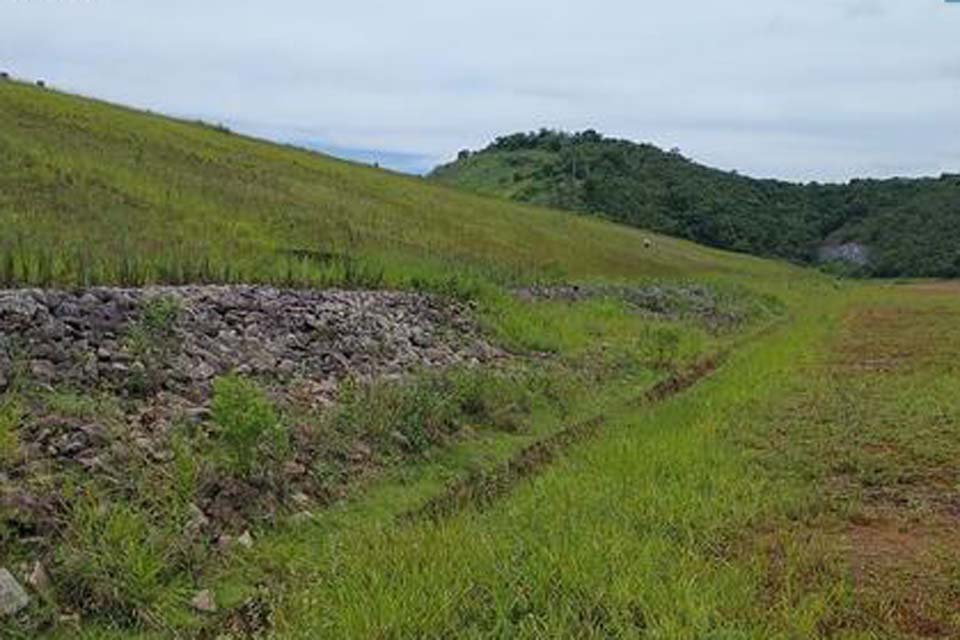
[430,129,960,277]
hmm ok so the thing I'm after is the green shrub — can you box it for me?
[211,374,285,476]
[0,396,21,464]
[648,326,681,370]
[140,296,182,337]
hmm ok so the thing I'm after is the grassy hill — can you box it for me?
[430,129,960,277]
[0,81,792,291]
[0,79,798,636]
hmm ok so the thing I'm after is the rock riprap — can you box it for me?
[0,285,500,400]
[513,283,759,331]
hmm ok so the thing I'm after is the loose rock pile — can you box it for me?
[0,285,501,402]
[0,285,503,497]
[514,283,753,330]
[1,286,506,606]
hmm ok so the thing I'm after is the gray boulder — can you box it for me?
[0,567,29,616]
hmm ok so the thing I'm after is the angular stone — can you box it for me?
[184,503,210,535]
[189,361,216,381]
[237,530,254,549]
[183,406,211,425]
[283,461,307,477]
[27,561,49,593]
[291,492,311,507]
[29,359,57,381]
[191,589,217,613]
[0,567,29,616]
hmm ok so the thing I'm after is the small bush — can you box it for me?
[140,296,182,337]
[211,374,285,476]
[0,396,22,464]
[647,326,681,370]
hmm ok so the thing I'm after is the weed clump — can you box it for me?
[123,296,182,394]
[56,492,191,628]
[211,374,286,477]
[0,396,22,464]
[329,368,536,456]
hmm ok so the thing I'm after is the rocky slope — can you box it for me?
[2,286,503,561]
[0,286,511,624]
[0,285,500,401]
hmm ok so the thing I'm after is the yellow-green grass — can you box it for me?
[15,284,769,639]
[18,280,832,639]
[0,80,796,290]
[68,279,956,639]
[158,281,956,639]
[159,278,842,639]
[0,79,887,639]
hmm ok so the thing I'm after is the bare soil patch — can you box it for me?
[785,295,960,637]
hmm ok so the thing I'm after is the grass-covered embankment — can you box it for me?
[200,279,843,638]
[0,79,857,638]
[1,282,785,638]
[0,80,788,291]
[208,281,960,639]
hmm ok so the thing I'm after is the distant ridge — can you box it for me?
[430,129,960,277]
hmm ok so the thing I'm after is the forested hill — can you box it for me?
[429,130,960,277]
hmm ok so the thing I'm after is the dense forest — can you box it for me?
[430,130,960,277]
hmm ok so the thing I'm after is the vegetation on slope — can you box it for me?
[196,282,960,639]
[0,80,803,637]
[430,129,960,277]
[3,75,953,640]
[0,82,785,291]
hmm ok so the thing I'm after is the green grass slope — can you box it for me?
[0,79,823,638]
[0,82,793,290]
[430,130,960,277]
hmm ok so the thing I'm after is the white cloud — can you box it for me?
[1,0,958,179]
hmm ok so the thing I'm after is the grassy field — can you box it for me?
[199,282,844,639]
[2,81,956,639]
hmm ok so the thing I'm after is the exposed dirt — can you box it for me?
[899,280,960,295]
[842,515,960,638]
[785,295,960,638]
[831,305,958,374]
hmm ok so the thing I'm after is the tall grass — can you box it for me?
[0,80,800,292]
[217,284,846,638]
[0,79,832,639]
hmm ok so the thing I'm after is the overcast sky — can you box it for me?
[2,0,958,180]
